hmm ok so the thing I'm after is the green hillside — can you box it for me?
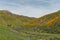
[0,10,60,40]
[0,25,23,40]
[36,11,60,33]
[0,25,60,40]
[23,10,60,33]
[0,10,35,27]
[26,10,60,26]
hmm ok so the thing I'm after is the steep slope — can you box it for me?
[38,11,60,32]
[44,16,60,27]
[38,10,60,26]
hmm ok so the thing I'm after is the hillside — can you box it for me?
[22,10,60,33]
[24,11,60,27]
[0,10,35,27]
[0,25,23,40]
[0,10,59,28]
[0,10,60,40]
[37,11,60,33]
[0,25,60,40]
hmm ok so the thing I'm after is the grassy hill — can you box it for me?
[0,10,35,27]
[25,10,60,26]
[23,10,60,33]
[37,11,60,33]
[0,25,23,40]
[0,10,60,40]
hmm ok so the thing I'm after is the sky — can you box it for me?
[0,0,60,17]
